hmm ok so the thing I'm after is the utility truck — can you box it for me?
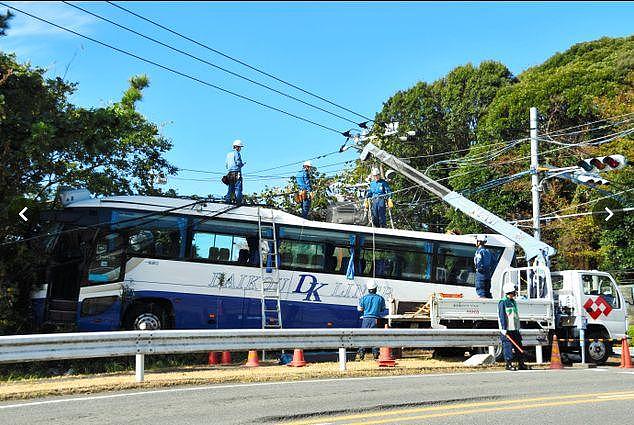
[360,143,629,364]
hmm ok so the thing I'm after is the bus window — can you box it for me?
[278,226,351,273]
[87,232,124,285]
[359,236,433,282]
[191,219,258,266]
[435,242,503,286]
[113,212,187,259]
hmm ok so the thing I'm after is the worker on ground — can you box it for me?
[498,281,529,371]
[364,168,393,228]
[474,235,493,298]
[296,160,314,219]
[356,280,386,360]
[224,140,245,205]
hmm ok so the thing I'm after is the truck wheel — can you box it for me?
[124,303,169,330]
[475,344,504,362]
[585,334,611,365]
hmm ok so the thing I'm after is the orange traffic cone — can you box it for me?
[549,335,564,369]
[287,349,307,367]
[245,350,260,367]
[377,324,396,367]
[618,338,632,369]
[377,346,396,367]
[221,351,232,365]
[208,352,219,366]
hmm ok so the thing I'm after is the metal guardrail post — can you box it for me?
[535,345,543,364]
[136,354,145,382]
[339,347,347,371]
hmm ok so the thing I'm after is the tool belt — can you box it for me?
[222,171,240,185]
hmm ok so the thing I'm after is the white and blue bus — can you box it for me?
[32,192,515,332]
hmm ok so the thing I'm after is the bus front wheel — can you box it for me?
[124,303,169,331]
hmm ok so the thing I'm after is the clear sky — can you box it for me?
[2,1,633,198]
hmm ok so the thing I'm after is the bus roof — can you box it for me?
[64,195,514,248]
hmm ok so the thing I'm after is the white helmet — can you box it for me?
[476,234,488,243]
[303,160,312,168]
[502,281,517,294]
[366,280,377,290]
[232,139,244,148]
[371,167,381,176]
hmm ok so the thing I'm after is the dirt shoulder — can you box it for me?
[1,355,528,401]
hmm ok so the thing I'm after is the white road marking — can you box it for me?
[0,368,592,410]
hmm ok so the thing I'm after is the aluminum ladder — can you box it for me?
[257,207,283,329]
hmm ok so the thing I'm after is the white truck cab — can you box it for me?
[552,270,628,363]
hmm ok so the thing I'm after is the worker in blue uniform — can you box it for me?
[296,160,314,219]
[224,139,245,205]
[357,280,386,360]
[474,234,493,298]
[498,281,528,371]
[365,167,393,228]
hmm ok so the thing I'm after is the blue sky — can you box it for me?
[2,1,633,198]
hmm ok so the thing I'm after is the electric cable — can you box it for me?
[105,1,373,123]
[63,1,364,127]
[0,3,344,135]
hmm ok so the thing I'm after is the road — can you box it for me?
[1,368,633,424]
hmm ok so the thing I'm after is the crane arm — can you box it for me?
[360,142,556,264]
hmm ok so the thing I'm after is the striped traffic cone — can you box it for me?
[221,351,232,365]
[377,346,396,367]
[208,352,219,366]
[549,335,564,369]
[245,350,260,367]
[618,338,632,369]
[288,349,307,367]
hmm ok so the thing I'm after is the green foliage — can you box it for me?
[0,47,176,334]
[345,35,633,273]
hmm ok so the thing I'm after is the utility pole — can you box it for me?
[530,107,541,241]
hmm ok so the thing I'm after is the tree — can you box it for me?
[0,27,176,333]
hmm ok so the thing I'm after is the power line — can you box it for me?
[63,1,363,128]
[1,3,343,135]
[540,111,634,137]
[105,1,373,123]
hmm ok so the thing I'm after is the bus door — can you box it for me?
[44,228,96,327]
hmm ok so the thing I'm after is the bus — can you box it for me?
[32,190,515,332]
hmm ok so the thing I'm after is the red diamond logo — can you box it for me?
[583,296,613,320]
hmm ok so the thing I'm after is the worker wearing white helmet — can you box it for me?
[296,160,314,219]
[474,234,493,299]
[356,280,386,360]
[224,140,246,205]
[498,281,528,371]
[364,167,393,228]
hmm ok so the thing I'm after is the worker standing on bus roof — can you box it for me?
[356,280,386,360]
[365,168,393,228]
[296,160,314,219]
[474,235,493,298]
[224,140,245,205]
[498,282,528,371]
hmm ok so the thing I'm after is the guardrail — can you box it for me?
[0,328,548,382]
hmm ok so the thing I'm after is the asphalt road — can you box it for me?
[1,368,633,424]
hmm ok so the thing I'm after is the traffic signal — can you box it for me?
[572,172,610,186]
[578,155,627,173]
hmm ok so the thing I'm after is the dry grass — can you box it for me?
[0,351,521,401]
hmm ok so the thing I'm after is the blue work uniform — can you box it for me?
[474,246,493,298]
[357,292,386,359]
[224,150,244,205]
[296,168,312,219]
[498,296,523,362]
[365,179,392,228]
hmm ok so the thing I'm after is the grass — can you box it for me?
[629,325,634,347]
